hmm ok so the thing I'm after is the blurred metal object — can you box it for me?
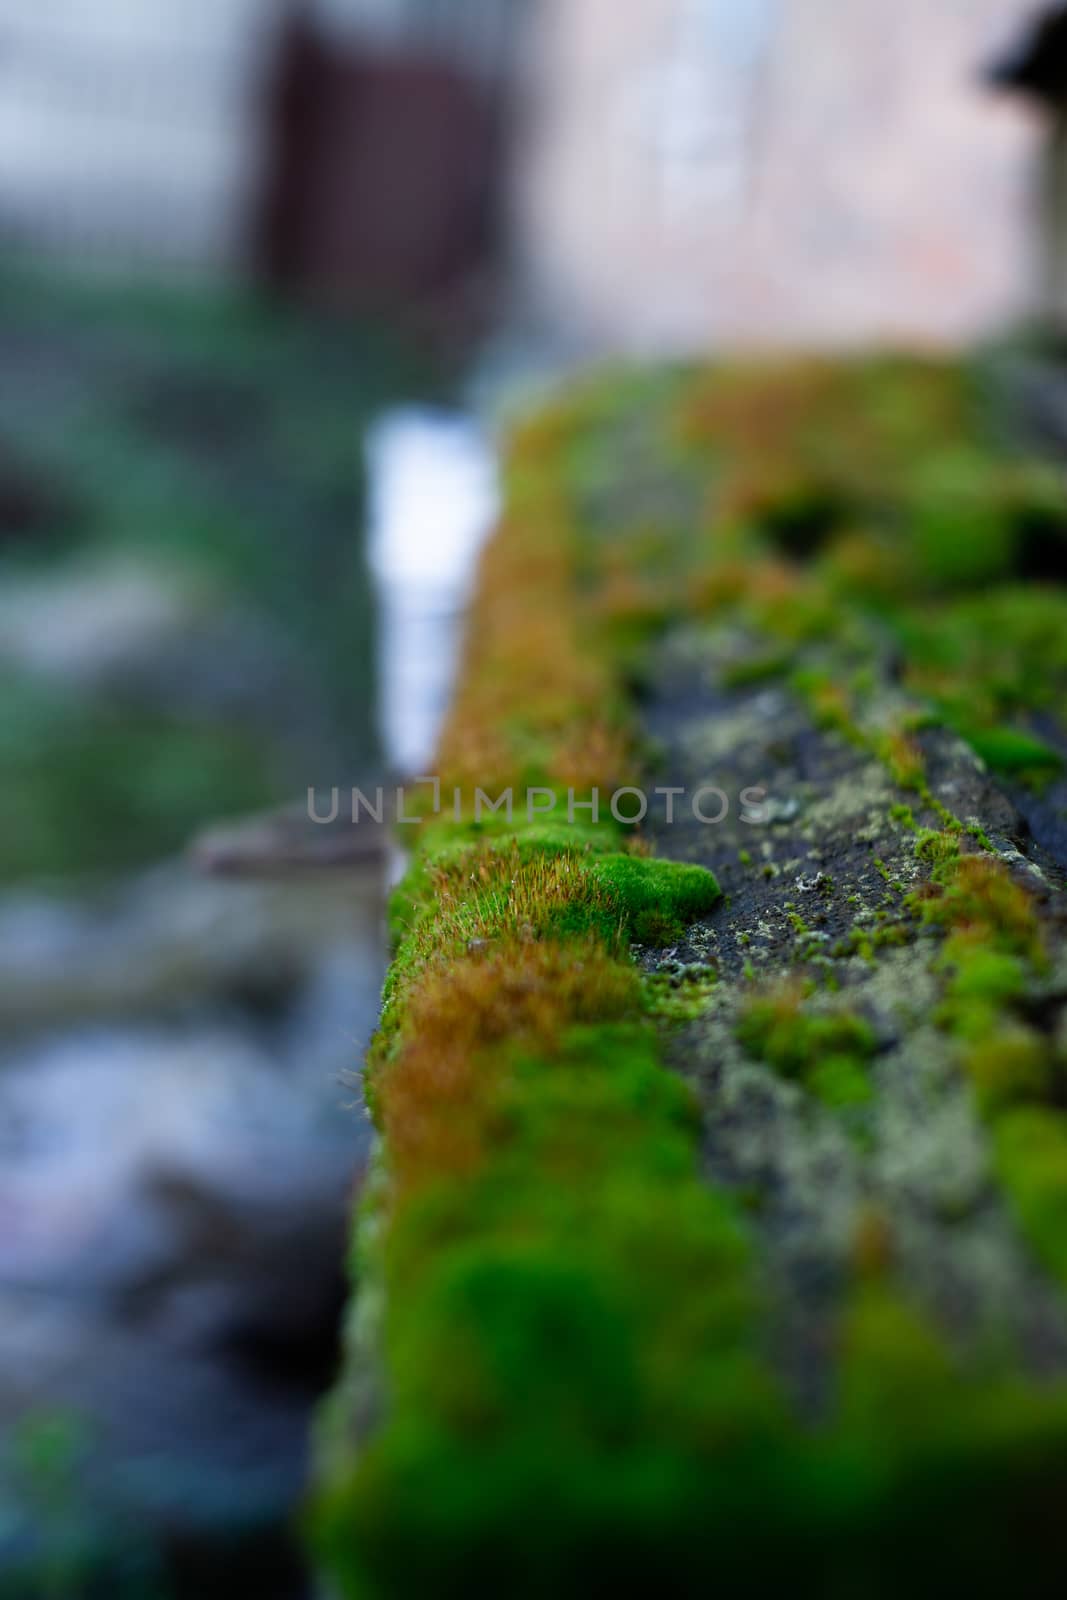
[189,797,390,877]
[988,6,1067,336]
[255,3,507,310]
[987,5,1067,102]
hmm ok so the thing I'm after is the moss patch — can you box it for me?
[737,985,878,1111]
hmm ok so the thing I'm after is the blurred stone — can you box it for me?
[0,960,379,1594]
[0,862,383,1032]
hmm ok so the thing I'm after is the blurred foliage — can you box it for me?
[0,1412,169,1600]
[0,263,445,883]
[0,670,278,884]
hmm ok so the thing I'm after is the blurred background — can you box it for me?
[0,0,1060,1595]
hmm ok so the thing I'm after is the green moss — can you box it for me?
[905,448,1026,591]
[721,650,791,689]
[900,587,1067,729]
[808,1055,875,1110]
[737,991,877,1105]
[995,1109,1067,1285]
[790,668,861,739]
[585,855,720,945]
[909,858,1043,975]
[961,726,1063,777]
[914,830,960,873]
[318,1191,1067,1596]
[314,1019,786,1598]
[831,927,872,961]
[386,822,622,951]
[838,1288,955,1434]
[643,966,717,1024]
[427,816,624,857]
[945,945,1026,1010]
[387,823,718,954]
[965,1026,1052,1116]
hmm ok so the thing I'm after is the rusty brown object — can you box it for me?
[254,9,504,311]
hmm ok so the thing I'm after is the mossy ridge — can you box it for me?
[432,412,635,799]
[315,411,798,1594]
[372,831,720,1077]
[314,358,1067,1594]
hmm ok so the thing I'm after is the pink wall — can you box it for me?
[515,0,1045,352]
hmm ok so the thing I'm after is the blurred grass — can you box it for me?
[0,263,446,885]
[0,670,280,883]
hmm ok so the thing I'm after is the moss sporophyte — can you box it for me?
[312,356,1067,1596]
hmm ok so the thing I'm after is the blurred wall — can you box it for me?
[257,3,507,310]
[0,0,285,266]
[316,0,517,79]
[514,0,1047,351]
[0,0,513,287]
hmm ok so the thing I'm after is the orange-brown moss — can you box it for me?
[434,439,631,799]
[381,936,639,1196]
[434,528,625,795]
